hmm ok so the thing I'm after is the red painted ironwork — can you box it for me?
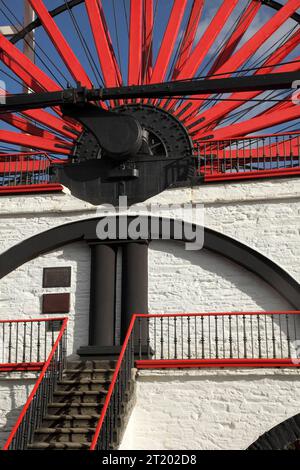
[196,133,300,181]
[203,105,300,141]
[175,0,300,124]
[128,0,143,86]
[172,0,204,80]
[142,0,153,84]
[90,313,136,450]
[150,0,188,85]
[0,362,44,372]
[90,311,300,449]
[0,32,60,93]
[85,0,122,87]
[0,183,63,195]
[0,317,67,370]
[28,0,93,88]
[163,0,238,110]
[3,317,68,451]
[0,152,65,194]
[0,130,72,154]
[0,1,299,182]
[136,359,300,369]
[174,0,239,81]
[208,0,261,77]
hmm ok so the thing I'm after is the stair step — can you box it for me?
[66,360,116,370]
[48,402,104,414]
[37,427,96,433]
[53,390,108,403]
[34,427,96,443]
[45,414,100,420]
[28,441,90,450]
[43,414,100,428]
[64,369,115,374]
[57,379,110,391]
[63,369,115,380]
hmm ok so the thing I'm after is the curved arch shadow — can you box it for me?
[248,413,300,450]
[0,216,299,309]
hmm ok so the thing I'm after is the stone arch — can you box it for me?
[0,215,299,308]
[248,414,300,450]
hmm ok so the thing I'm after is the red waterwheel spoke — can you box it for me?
[128,0,143,86]
[178,0,300,124]
[207,0,261,77]
[163,0,239,111]
[85,0,122,88]
[202,105,300,142]
[0,112,71,142]
[0,130,72,154]
[190,30,300,137]
[0,0,299,172]
[172,0,204,81]
[0,86,79,139]
[0,32,60,93]
[169,0,261,115]
[142,0,154,84]
[149,0,188,85]
[173,0,239,82]
[28,0,93,88]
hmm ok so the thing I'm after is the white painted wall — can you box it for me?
[0,373,37,448]
[120,369,300,450]
[0,178,300,449]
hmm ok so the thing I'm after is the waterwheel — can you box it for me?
[0,0,300,204]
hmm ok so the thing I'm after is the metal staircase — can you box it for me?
[28,360,115,450]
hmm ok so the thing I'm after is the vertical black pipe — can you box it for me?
[89,243,116,347]
[121,242,148,342]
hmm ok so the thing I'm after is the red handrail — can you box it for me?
[3,317,68,450]
[136,311,300,317]
[0,316,67,324]
[195,131,300,143]
[89,314,137,451]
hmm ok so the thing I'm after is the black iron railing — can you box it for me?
[3,318,68,450]
[90,316,135,450]
[0,318,67,371]
[0,152,52,186]
[196,132,300,181]
[90,311,300,450]
[135,312,300,367]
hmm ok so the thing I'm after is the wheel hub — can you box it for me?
[74,104,193,163]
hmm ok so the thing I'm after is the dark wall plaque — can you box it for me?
[43,267,71,288]
[42,293,70,314]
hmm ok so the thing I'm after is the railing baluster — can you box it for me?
[201,316,205,359]
[257,314,262,359]
[236,315,240,359]
[168,317,170,360]
[160,317,164,360]
[229,315,233,359]
[181,316,184,360]
[22,322,26,363]
[8,322,12,364]
[215,316,218,359]
[194,316,197,360]
[286,314,291,358]
[187,316,191,360]
[174,317,177,360]
[271,314,276,359]
[15,322,19,364]
[37,321,41,363]
[243,314,247,359]
[279,314,283,358]
[265,315,269,359]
